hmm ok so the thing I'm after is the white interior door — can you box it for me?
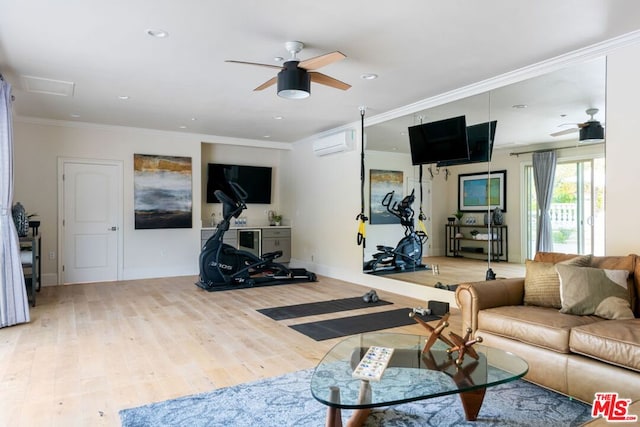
[60,160,122,284]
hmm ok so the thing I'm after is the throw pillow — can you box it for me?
[556,264,634,319]
[523,255,592,308]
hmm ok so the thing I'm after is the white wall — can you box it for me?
[12,120,288,284]
[605,42,640,255]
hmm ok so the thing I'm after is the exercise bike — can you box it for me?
[363,189,429,274]
[196,181,317,290]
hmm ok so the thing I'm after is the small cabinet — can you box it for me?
[201,228,237,249]
[262,228,291,263]
[200,227,291,263]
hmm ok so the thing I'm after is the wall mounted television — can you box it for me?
[437,120,497,167]
[408,115,469,165]
[206,163,272,204]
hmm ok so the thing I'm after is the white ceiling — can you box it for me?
[1,1,640,144]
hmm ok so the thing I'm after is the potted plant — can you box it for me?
[453,210,464,224]
[273,214,282,226]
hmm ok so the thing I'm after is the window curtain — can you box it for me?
[0,78,30,328]
[532,151,557,253]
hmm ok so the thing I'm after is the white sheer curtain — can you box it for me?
[1,78,30,328]
[532,150,557,253]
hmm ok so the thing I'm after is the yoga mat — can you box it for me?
[257,296,392,320]
[289,308,441,341]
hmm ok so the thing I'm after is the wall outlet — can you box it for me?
[49,251,56,260]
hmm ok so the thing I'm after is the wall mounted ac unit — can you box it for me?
[312,129,355,156]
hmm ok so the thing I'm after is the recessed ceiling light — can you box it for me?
[70,113,80,118]
[118,95,130,100]
[361,73,378,80]
[190,117,197,121]
[512,104,528,109]
[146,28,169,38]
[179,125,187,129]
[273,115,284,120]
[263,135,271,138]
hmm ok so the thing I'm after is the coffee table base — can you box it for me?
[325,388,487,427]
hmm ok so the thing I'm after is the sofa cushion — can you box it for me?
[570,319,640,372]
[477,305,601,353]
[523,255,591,308]
[556,264,634,320]
[590,254,638,317]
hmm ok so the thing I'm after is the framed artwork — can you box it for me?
[370,169,403,224]
[458,170,507,212]
[134,154,193,229]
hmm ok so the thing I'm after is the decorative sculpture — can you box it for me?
[409,311,482,365]
[447,328,483,366]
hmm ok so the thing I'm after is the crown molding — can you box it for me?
[13,115,292,150]
[350,30,640,131]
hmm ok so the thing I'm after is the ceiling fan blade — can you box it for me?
[254,77,277,91]
[225,60,282,70]
[550,127,578,137]
[309,72,351,90]
[299,51,346,70]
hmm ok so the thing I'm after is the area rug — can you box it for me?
[119,368,593,426]
[289,309,441,341]
[257,296,393,320]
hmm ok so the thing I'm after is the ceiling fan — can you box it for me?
[550,108,605,142]
[225,41,351,99]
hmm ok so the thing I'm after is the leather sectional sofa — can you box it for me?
[455,252,640,404]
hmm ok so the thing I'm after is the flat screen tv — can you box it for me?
[437,120,497,167]
[206,163,272,204]
[408,115,469,165]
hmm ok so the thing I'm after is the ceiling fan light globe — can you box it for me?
[277,89,310,99]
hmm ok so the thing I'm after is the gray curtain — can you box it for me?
[1,78,30,328]
[532,151,557,253]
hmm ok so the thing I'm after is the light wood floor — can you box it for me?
[0,258,524,427]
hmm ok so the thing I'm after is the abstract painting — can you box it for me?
[370,169,403,224]
[134,154,192,229]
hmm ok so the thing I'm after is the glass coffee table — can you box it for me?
[310,332,528,427]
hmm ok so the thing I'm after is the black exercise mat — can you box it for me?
[195,277,315,292]
[257,297,392,320]
[289,308,441,341]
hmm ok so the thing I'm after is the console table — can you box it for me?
[19,233,41,307]
[445,224,508,262]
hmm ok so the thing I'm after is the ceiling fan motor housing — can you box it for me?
[277,61,311,99]
[579,121,605,142]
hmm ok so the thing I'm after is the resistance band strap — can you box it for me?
[417,164,428,239]
[356,107,368,247]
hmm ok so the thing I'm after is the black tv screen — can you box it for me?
[437,120,497,167]
[408,115,469,165]
[206,163,272,204]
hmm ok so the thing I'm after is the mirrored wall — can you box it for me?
[362,57,606,287]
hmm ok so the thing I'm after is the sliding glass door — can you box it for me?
[525,156,605,258]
